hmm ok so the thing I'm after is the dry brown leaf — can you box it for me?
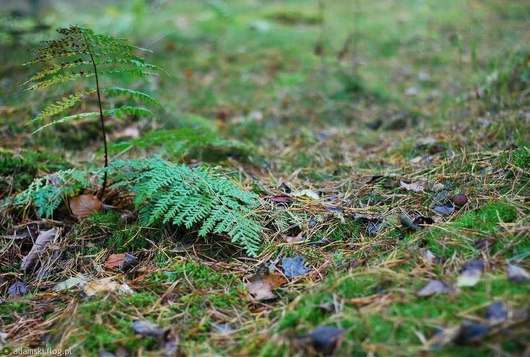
[263,272,287,288]
[105,254,127,270]
[247,273,286,301]
[247,280,275,301]
[400,180,425,192]
[83,277,134,297]
[20,228,57,272]
[69,194,102,219]
[104,253,138,271]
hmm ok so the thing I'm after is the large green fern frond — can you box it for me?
[111,159,262,256]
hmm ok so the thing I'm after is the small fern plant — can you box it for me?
[111,159,262,256]
[25,25,159,198]
[14,168,91,218]
[10,158,263,255]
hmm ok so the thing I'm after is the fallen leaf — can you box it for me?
[432,190,449,203]
[292,189,320,200]
[400,214,433,231]
[306,326,345,355]
[400,213,420,231]
[431,183,445,192]
[54,275,88,291]
[0,331,7,345]
[114,126,140,139]
[432,204,455,216]
[8,281,28,298]
[247,279,275,301]
[69,194,102,219]
[268,194,292,204]
[367,220,383,236]
[506,263,530,283]
[132,320,165,338]
[420,249,437,264]
[417,280,451,297]
[405,86,419,96]
[457,260,484,288]
[162,332,180,356]
[400,180,425,193]
[83,277,133,297]
[427,326,460,350]
[450,193,468,207]
[485,301,508,324]
[247,273,286,301]
[282,256,310,278]
[263,272,287,287]
[285,232,305,244]
[20,228,57,272]
[454,322,489,345]
[104,253,138,271]
[212,322,233,334]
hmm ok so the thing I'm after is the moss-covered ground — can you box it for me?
[0,0,528,356]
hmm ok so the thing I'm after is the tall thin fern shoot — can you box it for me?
[25,25,159,198]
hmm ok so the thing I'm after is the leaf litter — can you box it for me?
[0,2,528,356]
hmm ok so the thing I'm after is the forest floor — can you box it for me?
[0,0,529,356]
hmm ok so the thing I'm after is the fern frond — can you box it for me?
[27,72,91,91]
[32,106,153,133]
[105,105,154,118]
[14,168,92,218]
[109,159,263,256]
[32,112,100,133]
[27,25,159,125]
[103,87,160,107]
[33,91,95,123]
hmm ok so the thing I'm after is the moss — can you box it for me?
[278,273,528,355]
[423,201,518,257]
[121,292,158,308]
[86,211,150,252]
[72,295,161,354]
[277,291,330,330]
[0,149,68,193]
[454,201,517,231]
[511,147,530,169]
[0,301,29,323]
[265,9,322,25]
[336,275,379,298]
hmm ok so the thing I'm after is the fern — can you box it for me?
[12,158,263,255]
[25,25,160,197]
[108,126,251,162]
[110,159,262,256]
[14,169,91,218]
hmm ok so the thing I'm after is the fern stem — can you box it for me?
[83,33,109,199]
